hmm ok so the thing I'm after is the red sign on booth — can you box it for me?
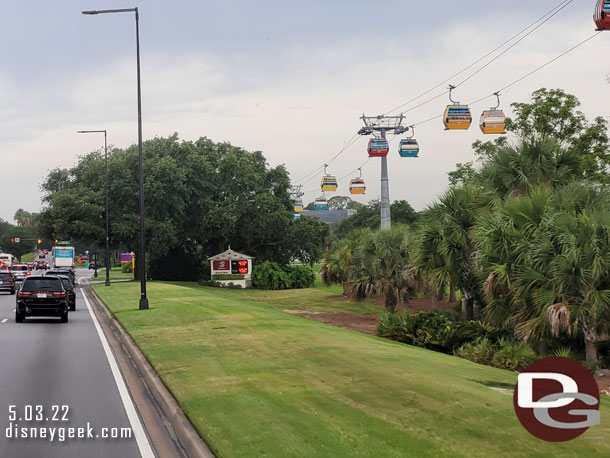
[213,260,231,272]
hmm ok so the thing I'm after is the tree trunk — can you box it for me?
[436,288,445,301]
[465,297,474,321]
[342,281,349,297]
[583,324,599,365]
[430,293,437,310]
[385,294,397,314]
[461,298,467,317]
[449,284,457,302]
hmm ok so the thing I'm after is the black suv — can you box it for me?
[0,272,16,294]
[47,268,76,284]
[16,276,69,323]
[45,274,76,311]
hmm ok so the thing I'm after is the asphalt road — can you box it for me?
[0,266,151,457]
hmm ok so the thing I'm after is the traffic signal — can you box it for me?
[11,238,14,243]
[37,238,42,244]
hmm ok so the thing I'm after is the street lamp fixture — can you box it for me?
[78,129,111,287]
[82,7,149,309]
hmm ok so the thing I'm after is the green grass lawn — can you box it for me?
[92,281,610,458]
[20,252,35,262]
[196,281,380,315]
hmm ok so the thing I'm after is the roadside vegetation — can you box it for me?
[93,280,610,458]
[321,89,610,371]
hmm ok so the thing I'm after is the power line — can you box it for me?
[412,30,603,128]
[453,0,575,89]
[295,133,360,186]
[383,0,574,116]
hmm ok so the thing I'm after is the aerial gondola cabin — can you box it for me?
[398,139,419,158]
[314,197,328,211]
[293,199,304,212]
[368,138,389,157]
[479,109,506,134]
[594,0,610,30]
[321,175,338,192]
[443,105,472,130]
[292,212,301,221]
[349,178,366,194]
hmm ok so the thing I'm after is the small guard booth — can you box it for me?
[208,249,254,288]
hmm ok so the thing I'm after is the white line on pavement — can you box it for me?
[1,318,7,323]
[79,278,155,458]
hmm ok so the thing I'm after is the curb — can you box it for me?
[84,285,215,458]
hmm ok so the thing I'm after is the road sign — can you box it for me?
[14,238,20,243]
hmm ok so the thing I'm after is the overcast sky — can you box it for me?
[0,0,607,223]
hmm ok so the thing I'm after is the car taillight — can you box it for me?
[52,292,66,298]
[18,291,32,298]
[26,272,30,276]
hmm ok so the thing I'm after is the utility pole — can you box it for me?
[358,114,408,230]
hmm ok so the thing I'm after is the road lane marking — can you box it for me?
[1,318,7,323]
[79,278,155,458]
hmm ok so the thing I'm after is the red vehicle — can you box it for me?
[42,249,49,255]
[594,0,610,30]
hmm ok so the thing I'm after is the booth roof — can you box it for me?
[208,248,254,261]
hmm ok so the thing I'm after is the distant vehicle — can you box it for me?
[10,264,30,282]
[0,271,16,295]
[88,261,104,270]
[35,260,48,270]
[39,253,46,259]
[52,246,75,268]
[48,268,76,284]
[45,274,76,311]
[42,249,48,255]
[27,262,35,270]
[16,276,69,323]
[0,253,17,268]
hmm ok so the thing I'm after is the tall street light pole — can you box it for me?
[78,129,111,287]
[82,7,149,309]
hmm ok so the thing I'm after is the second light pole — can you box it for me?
[78,129,111,287]
[82,7,148,309]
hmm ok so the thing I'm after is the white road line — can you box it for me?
[79,278,155,458]
[1,318,7,323]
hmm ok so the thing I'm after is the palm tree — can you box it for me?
[349,226,411,313]
[320,228,370,296]
[416,185,491,320]
[477,137,582,199]
[478,183,610,364]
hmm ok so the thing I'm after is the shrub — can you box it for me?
[198,279,221,287]
[492,338,538,371]
[212,274,245,281]
[252,261,290,290]
[455,338,496,365]
[287,265,315,289]
[121,263,133,274]
[376,310,505,354]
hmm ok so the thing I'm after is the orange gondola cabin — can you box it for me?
[594,0,610,30]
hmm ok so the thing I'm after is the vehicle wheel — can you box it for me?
[60,311,68,323]
[15,311,24,323]
[10,288,15,295]
[70,303,75,311]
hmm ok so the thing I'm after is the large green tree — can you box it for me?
[39,135,324,280]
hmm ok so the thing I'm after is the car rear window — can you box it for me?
[11,265,28,271]
[60,279,73,289]
[22,278,63,292]
[0,273,12,279]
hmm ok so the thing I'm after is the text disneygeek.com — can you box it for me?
[5,405,132,442]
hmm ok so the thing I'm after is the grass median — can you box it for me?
[92,281,610,458]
